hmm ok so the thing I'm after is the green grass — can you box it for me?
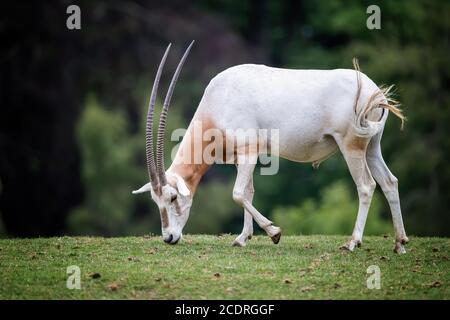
[0,235,448,299]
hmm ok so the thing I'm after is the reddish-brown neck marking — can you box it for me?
[167,114,218,196]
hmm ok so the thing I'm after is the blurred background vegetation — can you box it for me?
[0,0,448,238]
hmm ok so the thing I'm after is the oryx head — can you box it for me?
[132,41,194,244]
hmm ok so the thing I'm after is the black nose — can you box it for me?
[164,234,173,244]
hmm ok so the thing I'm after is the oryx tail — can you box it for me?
[352,58,405,138]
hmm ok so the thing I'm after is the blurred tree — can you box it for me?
[185,179,240,234]
[0,2,84,236]
[273,180,390,235]
[68,95,140,235]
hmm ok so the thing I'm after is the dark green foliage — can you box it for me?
[0,1,448,237]
[196,0,450,236]
[273,180,391,236]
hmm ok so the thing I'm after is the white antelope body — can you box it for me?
[133,42,409,254]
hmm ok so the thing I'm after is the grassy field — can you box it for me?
[0,235,448,299]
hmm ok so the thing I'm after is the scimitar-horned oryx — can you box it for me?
[133,41,409,254]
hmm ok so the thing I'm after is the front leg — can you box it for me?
[232,157,281,244]
[232,210,253,247]
[233,166,254,247]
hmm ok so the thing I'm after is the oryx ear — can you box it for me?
[174,175,190,197]
[132,182,152,195]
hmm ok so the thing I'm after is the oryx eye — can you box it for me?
[170,194,177,203]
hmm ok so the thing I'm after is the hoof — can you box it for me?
[393,236,408,254]
[400,236,409,244]
[265,225,281,244]
[271,232,281,244]
[232,234,252,247]
[232,240,246,247]
[340,244,354,252]
[340,239,361,252]
[394,242,407,254]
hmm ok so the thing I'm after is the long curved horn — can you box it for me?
[156,40,194,186]
[146,43,171,190]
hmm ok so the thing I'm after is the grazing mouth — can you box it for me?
[163,234,180,245]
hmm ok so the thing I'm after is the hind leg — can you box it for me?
[335,135,377,251]
[367,133,408,253]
